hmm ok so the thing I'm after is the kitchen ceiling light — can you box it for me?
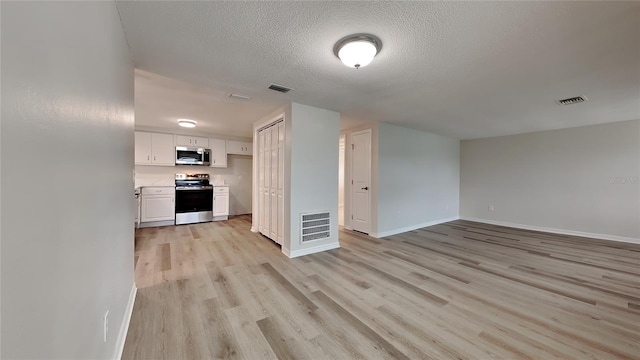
[177,119,197,128]
[334,34,382,69]
[229,93,251,100]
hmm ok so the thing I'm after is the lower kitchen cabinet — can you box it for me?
[140,187,175,223]
[213,186,229,219]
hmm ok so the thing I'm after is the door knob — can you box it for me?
[361,187,369,190]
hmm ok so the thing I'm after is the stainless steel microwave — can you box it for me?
[175,147,211,166]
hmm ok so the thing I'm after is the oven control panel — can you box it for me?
[175,173,209,180]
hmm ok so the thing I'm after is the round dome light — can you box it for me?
[177,119,197,128]
[334,34,382,69]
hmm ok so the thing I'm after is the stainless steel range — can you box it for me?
[175,173,213,225]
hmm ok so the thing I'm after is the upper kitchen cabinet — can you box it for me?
[135,132,175,166]
[227,140,253,156]
[175,135,209,148]
[209,138,227,168]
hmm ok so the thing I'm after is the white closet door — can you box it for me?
[270,127,278,240]
[262,127,272,237]
[276,122,284,243]
[258,131,266,234]
[257,120,284,245]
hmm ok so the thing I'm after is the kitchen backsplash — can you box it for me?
[135,155,252,215]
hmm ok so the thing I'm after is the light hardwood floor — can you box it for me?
[123,216,640,359]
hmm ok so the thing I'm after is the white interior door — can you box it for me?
[277,122,284,243]
[351,129,371,233]
[262,127,272,237]
[270,128,278,239]
[257,120,284,244]
[258,131,264,232]
[258,130,267,234]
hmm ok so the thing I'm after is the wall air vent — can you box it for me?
[556,96,588,106]
[268,84,292,93]
[301,212,331,242]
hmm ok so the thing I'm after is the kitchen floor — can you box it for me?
[123,216,640,359]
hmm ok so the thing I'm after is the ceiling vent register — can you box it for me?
[268,84,292,93]
[556,96,587,105]
[301,212,331,242]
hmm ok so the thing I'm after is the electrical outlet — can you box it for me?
[488,205,494,212]
[103,310,109,343]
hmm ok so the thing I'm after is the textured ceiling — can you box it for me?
[117,1,640,139]
[135,70,285,138]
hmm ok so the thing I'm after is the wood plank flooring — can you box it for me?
[123,216,640,359]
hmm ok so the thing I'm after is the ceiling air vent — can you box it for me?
[556,96,588,106]
[268,84,292,93]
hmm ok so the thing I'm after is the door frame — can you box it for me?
[338,134,346,227]
[349,128,372,234]
[251,114,286,238]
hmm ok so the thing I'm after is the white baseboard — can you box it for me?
[138,220,174,228]
[460,216,640,245]
[114,284,137,360]
[370,216,460,238]
[283,241,341,258]
[282,246,291,257]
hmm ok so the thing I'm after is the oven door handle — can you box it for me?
[176,186,214,190]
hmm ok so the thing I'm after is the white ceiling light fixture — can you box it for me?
[177,119,197,128]
[334,34,382,69]
[229,93,251,100]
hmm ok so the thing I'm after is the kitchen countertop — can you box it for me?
[135,179,227,189]
[135,179,175,189]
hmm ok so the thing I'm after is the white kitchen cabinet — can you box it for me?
[135,132,175,166]
[213,186,229,219]
[134,189,141,228]
[244,142,253,155]
[152,133,176,165]
[227,140,253,155]
[141,187,175,222]
[134,132,152,164]
[175,135,209,148]
[209,138,227,168]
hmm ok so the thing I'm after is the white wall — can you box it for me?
[338,136,345,207]
[1,2,134,359]
[460,120,640,241]
[1,2,135,359]
[375,122,460,237]
[338,135,345,226]
[287,103,340,257]
[135,155,253,215]
[135,125,252,143]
